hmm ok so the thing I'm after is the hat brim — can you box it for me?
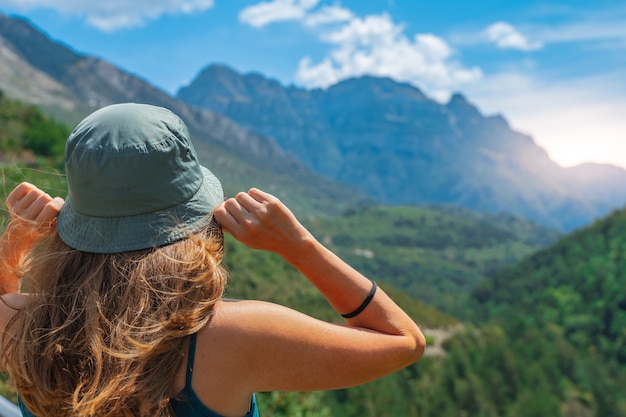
[57,166,223,253]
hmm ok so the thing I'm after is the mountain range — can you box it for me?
[177,64,626,231]
[1,12,625,230]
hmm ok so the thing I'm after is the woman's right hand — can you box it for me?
[6,182,64,241]
[1,182,64,293]
[214,188,312,258]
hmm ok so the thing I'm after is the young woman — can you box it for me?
[0,103,425,417]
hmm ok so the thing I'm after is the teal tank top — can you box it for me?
[18,333,259,417]
[171,333,259,417]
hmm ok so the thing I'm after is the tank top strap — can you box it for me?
[185,332,198,388]
[174,332,259,417]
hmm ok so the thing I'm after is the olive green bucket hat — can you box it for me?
[56,103,224,253]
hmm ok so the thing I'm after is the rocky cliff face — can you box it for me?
[177,64,626,230]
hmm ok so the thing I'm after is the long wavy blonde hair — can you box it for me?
[1,219,228,417]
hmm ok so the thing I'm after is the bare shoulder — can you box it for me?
[203,298,329,342]
[209,298,299,328]
[199,299,298,351]
[193,299,317,381]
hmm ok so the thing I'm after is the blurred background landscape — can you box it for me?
[0,1,625,415]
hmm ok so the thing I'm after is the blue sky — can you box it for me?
[1,0,625,169]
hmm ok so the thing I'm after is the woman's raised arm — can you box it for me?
[211,188,425,393]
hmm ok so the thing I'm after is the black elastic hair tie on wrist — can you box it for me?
[341,281,378,319]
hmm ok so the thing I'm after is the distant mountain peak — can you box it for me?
[447,92,469,104]
[446,92,482,118]
[327,75,428,100]
[178,63,291,109]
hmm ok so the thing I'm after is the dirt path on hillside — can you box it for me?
[422,325,464,357]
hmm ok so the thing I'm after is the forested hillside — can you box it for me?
[454,208,626,416]
[0,90,68,160]
[306,205,559,314]
[306,206,626,416]
[291,205,626,416]
[473,206,626,371]
[0,91,68,205]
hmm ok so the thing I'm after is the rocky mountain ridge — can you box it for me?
[177,64,626,230]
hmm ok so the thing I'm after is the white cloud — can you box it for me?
[304,5,352,27]
[239,0,319,28]
[485,21,543,51]
[535,20,626,44]
[530,4,626,44]
[295,13,482,100]
[0,0,215,31]
[451,9,626,50]
[239,3,481,99]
